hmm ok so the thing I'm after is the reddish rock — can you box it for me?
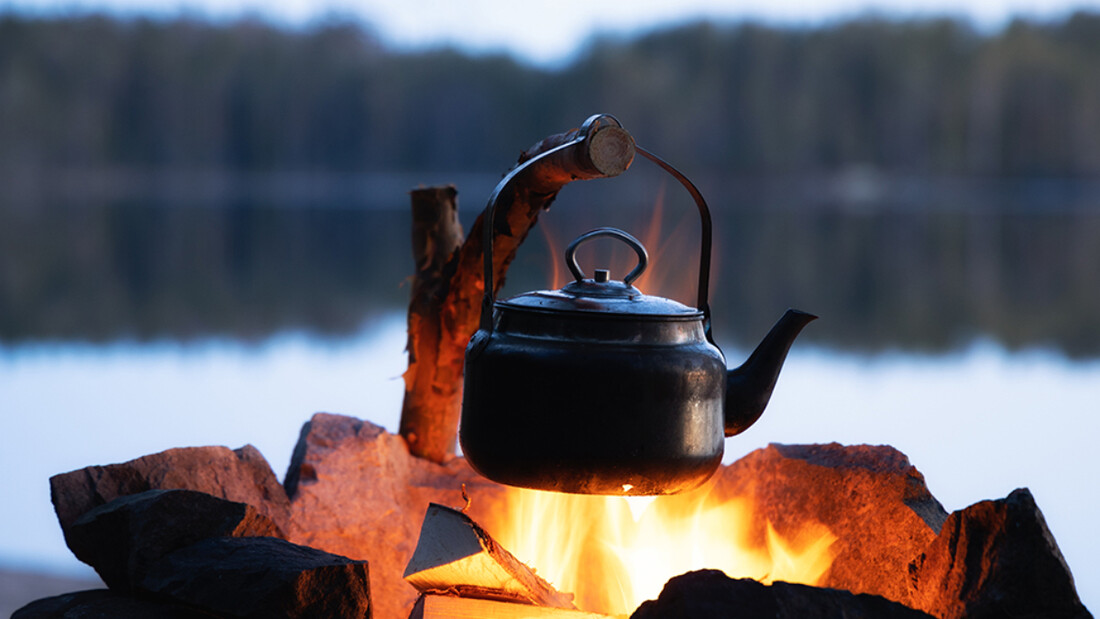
[140,536,370,619]
[50,444,291,536]
[284,413,507,619]
[631,569,935,619]
[713,443,948,607]
[907,488,1092,619]
[66,489,283,592]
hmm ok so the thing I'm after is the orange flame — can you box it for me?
[499,184,815,616]
[539,220,567,290]
[486,481,837,615]
[539,181,704,307]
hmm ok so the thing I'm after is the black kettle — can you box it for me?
[460,117,815,495]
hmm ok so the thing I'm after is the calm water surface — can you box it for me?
[1,316,1096,612]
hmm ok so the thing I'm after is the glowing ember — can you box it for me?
[486,480,838,616]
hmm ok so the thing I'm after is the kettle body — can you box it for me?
[460,115,814,495]
[460,272,728,495]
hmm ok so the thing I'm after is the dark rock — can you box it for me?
[66,489,283,592]
[907,488,1092,619]
[50,445,291,537]
[139,536,370,619]
[285,412,506,619]
[714,443,948,607]
[630,569,935,619]
[0,567,102,619]
[11,589,218,618]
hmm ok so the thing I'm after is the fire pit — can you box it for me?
[23,420,1090,619]
[16,117,1093,619]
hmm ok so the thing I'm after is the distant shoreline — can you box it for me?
[5,167,1100,213]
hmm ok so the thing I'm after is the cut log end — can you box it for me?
[584,125,635,178]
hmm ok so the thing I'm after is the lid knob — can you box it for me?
[594,269,610,283]
[566,227,648,286]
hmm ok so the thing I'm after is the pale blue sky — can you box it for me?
[4,0,1097,65]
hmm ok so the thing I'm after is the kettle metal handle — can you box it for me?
[478,114,716,343]
[633,144,714,341]
[566,227,649,285]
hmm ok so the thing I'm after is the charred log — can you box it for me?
[631,570,934,619]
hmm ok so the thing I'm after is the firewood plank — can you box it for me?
[410,594,614,619]
[404,503,575,610]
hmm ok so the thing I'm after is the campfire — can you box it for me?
[479,482,838,615]
[18,117,1092,619]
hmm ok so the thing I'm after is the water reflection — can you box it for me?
[3,184,1099,357]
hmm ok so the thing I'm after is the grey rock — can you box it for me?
[66,489,283,591]
[907,488,1092,619]
[50,444,291,537]
[284,412,506,619]
[140,536,370,619]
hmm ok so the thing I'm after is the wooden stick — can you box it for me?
[404,503,576,609]
[399,119,636,463]
[410,594,614,619]
[401,185,465,461]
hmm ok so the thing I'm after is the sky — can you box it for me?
[4,0,1099,66]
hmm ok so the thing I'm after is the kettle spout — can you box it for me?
[724,309,817,437]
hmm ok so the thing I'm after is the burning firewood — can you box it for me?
[403,503,575,610]
[399,117,636,463]
[410,595,613,619]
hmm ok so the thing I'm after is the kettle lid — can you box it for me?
[498,277,702,319]
[499,227,701,319]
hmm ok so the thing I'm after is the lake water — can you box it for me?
[1,315,1096,612]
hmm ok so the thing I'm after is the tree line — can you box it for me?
[2,11,1100,177]
[2,12,1100,356]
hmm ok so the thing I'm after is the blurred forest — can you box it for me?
[2,12,1099,356]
